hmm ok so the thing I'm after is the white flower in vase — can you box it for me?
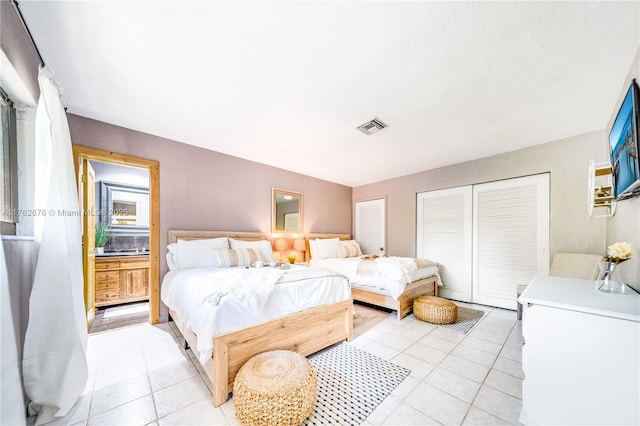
[605,242,635,264]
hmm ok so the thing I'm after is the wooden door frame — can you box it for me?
[72,145,161,324]
[81,158,96,329]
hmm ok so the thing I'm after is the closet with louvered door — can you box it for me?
[417,173,550,310]
[472,174,549,309]
[417,186,473,302]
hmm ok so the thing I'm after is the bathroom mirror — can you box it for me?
[99,181,150,234]
[272,188,303,233]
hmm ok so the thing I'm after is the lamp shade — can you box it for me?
[274,238,289,252]
[293,238,306,252]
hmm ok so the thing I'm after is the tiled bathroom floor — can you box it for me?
[38,302,523,425]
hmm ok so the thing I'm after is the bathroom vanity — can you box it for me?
[94,254,150,307]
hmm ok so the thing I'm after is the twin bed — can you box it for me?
[305,233,440,321]
[161,230,440,407]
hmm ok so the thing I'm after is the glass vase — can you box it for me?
[596,261,625,294]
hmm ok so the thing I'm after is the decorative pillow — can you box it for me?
[229,238,275,262]
[176,237,229,269]
[337,240,362,258]
[315,238,340,259]
[213,248,263,268]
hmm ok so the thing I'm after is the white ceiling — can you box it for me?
[18,1,640,187]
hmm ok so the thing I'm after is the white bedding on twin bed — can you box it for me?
[310,257,440,299]
[161,265,351,363]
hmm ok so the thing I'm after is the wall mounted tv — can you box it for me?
[609,79,640,200]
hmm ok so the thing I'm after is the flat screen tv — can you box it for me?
[609,79,640,200]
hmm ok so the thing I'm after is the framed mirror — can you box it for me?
[99,181,150,234]
[272,188,303,233]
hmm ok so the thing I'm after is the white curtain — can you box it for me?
[22,67,87,424]
[1,240,26,425]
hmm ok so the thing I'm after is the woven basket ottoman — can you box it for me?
[413,296,458,324]
[233,350,317,426]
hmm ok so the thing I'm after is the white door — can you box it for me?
[472,174,549,309]
[417,187,473,302]
[355,198,386,256]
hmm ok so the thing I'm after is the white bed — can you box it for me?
[162,265,351,363]
[162,230,353,407]
[305,233,441,320]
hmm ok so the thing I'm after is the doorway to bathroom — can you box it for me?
[89,160,150,333]
[72,145,160,332]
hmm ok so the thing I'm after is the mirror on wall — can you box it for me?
[272,188,303,233]
[99,181,150,234]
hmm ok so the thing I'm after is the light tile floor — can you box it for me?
[41,302,523,425]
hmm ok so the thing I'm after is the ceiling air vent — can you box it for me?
[356,117,389,135]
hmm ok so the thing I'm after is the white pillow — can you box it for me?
[166,243,178,270]
[229,238,275,262]
[176,237,229,269]
[308,239,319,259]
[315,238,340,259]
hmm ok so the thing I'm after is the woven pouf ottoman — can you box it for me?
[233,350,317,426]
[413,296,458,324]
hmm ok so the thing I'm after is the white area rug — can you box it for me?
[303,343,410,426]
[102,302,149,319]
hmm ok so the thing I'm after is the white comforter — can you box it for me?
[311,256,441,299]
[197,267,284,313]
[161,266,351,363]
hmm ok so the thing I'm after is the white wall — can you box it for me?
[606,49,640,292]
[607,197,640,291]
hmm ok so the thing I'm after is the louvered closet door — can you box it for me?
[472,174,549,310]
[417,187,473,302]
[355,198,386,256]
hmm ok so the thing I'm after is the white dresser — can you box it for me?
[519,275,640,425]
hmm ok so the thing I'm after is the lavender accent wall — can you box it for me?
[67,114,352,279]
[2,237,35,360]
[0,1,40,101]
[2,237,35,410]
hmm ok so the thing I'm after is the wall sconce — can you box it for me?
[274,237,289,262]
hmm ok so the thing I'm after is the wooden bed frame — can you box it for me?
[166,230,353,407]
[305,233,438,320]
